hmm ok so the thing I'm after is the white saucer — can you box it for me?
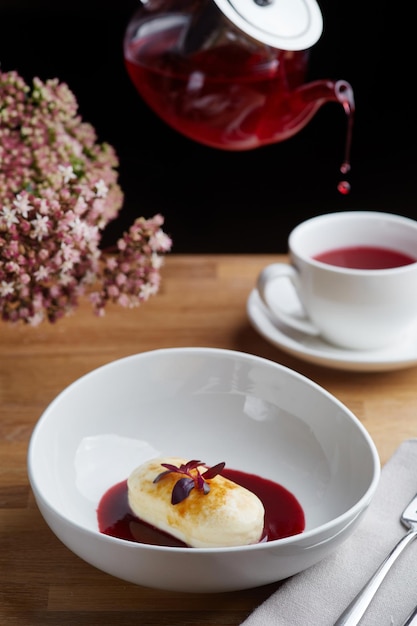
[247,286,417,372]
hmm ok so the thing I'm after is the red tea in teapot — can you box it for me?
[124,16,313,151]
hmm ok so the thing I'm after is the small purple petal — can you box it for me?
[184,460,203,472]
[171,477,195,505]
[160,462,187,474]
[202,462,225,480]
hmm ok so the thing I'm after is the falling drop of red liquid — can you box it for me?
[337,180,351,195]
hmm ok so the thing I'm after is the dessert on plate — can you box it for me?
[127,457,265,548]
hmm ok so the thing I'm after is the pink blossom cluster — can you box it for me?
[0,70,172,325]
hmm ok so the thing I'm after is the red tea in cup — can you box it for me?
[313,245,416,270]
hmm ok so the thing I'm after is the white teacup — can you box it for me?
[256,211,417,350]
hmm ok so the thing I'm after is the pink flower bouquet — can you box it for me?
[0,70,172,325]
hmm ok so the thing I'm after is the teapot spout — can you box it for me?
[298,79,355,121]
[334,80,355,116]
[258,79,355,145]
[296,79,355,191]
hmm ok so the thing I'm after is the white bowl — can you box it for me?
[27,347,380,593]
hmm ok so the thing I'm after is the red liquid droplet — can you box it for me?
[337,180,351,195]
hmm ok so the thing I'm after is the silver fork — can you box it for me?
[334,492,417,626]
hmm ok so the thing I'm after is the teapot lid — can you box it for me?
[212,0,323,50]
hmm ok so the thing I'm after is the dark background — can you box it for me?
[0,1,414,253]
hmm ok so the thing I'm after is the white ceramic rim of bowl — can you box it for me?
[27,347,381,553]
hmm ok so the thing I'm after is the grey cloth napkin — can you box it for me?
[241,438,417,626]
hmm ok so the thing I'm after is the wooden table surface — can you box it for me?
[2,253,417,626]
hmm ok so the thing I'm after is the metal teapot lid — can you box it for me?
[212,0,323,50]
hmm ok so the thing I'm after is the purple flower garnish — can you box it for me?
[153,459,226,505]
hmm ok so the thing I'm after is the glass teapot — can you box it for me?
[123,0,354,162]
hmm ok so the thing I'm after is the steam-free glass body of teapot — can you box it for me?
[124,0,354,162]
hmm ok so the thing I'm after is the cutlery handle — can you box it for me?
[402,604,417,626]
[334,528,417,626]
